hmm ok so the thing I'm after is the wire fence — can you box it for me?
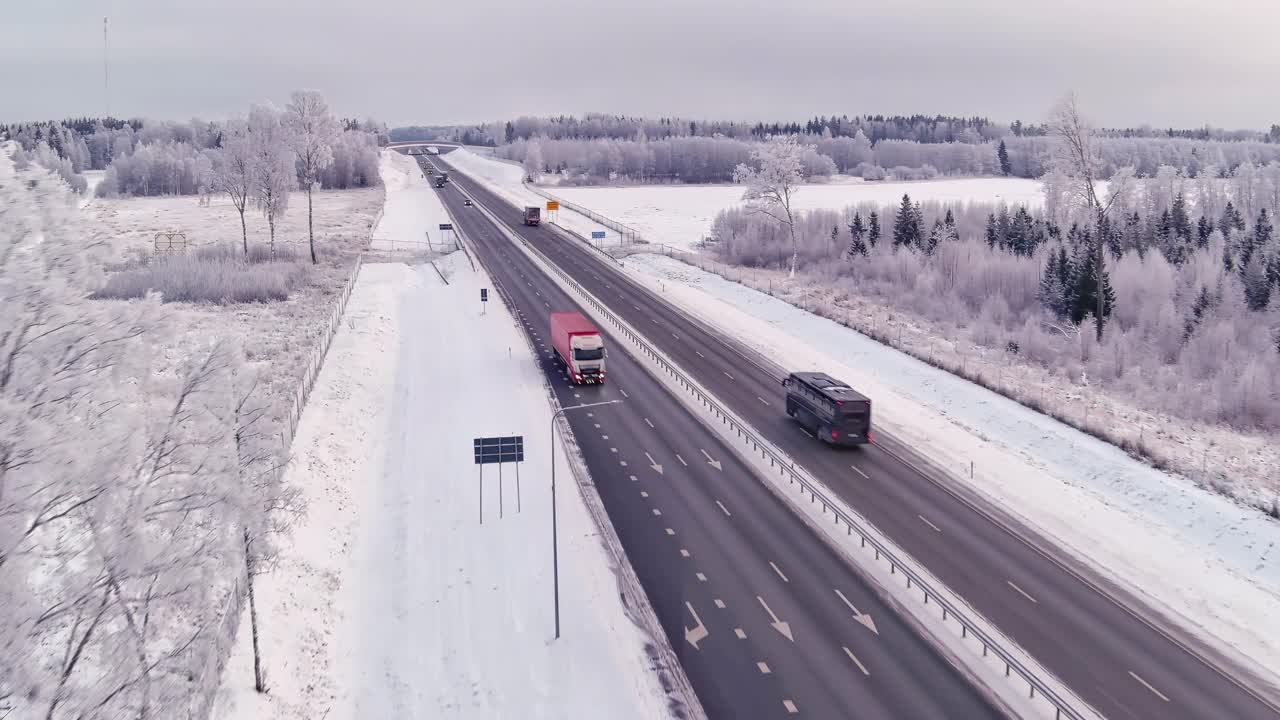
[187,252,366,720]
[508,228,1092,720]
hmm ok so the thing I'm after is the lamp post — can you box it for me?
[550,398,621,639]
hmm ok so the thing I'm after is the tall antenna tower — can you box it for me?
[103,17,110,118]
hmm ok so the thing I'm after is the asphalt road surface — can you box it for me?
[427,149,1280,720]
[412,153,1003,719]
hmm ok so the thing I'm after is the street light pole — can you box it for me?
[550,398,621,640]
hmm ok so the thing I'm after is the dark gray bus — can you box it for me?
[782,371,872,446]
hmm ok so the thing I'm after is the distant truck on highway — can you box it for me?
[523,206,541,226]
[782,371,871,446]
[550,312,605,384]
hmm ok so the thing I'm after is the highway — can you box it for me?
[427,148,1280,720]
[410,152,1003,719]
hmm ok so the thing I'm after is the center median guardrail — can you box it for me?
[488,209,1094,720]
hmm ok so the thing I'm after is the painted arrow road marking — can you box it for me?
[700,449,722,471]
[757,596,793,642]
[684,602,709,650]
[645,452,664,475]
[834,588,880,635]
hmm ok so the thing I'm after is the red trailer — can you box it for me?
[550,312,605,384]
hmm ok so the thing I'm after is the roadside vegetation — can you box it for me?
[0,90,386,718]
[689,101,1280,510]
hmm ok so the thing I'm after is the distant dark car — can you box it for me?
[464,199,472,206]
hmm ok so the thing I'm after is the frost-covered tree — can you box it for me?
[0,151,246,719]
[285,90,339,265]
[1048,92,1134,339]
[847,212,868,258]
[867,211,881,248]
[734,135,804,276]
[524,138,544,182]
[249,104,295,251]
[893,193,922,248]
[211,117,256,255]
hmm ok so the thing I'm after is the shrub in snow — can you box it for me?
[95,244,308,304]
[708,189,1280,432]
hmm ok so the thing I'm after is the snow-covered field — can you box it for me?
[214,157,673,719]
[553,177,1046,251]
[87,184,383,260]
[619,252,1280,679]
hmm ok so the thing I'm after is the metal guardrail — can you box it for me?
[522,181,647,246]
[506,227,1090,720]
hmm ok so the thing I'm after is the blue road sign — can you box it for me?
[474,436,524,464]
[591,231,607,239]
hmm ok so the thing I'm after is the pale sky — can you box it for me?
[4,0,1278,130]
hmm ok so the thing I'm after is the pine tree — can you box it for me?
[1068,237,1115,327]
[925,219,943,255]
[1243,258,1273,311]
[1094,212,1120,258]
[943,208,958,242]
[1196,215,1212,249]
[893,194,919,248]
[848,213,867,257]
[867,212,881,248]
[1184,286,1216,339]
[1171,193,1192,244]
[997,140,1012,176]
[985,213,998,248]
[831,224,840,253]
[1220,201,1245,238]
[1040,247,1068,318]
[1240,209,1272,269]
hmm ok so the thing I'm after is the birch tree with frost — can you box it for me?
[284,91,339,265]
[734,135,804,277]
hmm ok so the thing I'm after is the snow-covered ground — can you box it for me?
[618,252,1280,678]
[373,151,456,253]
[444,148,624,247]
[553,177,1046,251]
[214,156,673,719]
[79,169,104,207]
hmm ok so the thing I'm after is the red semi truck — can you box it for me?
[550,312,605,384]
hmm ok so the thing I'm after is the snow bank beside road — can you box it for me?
[620,252,1280,680]
[216,257,674,719]
[214,262,412,720]
[373,150,454,252]
[215,146,673,718]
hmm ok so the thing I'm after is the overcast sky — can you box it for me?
[4,0,1278,130]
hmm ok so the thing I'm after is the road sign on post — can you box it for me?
[480,288,488,314]
[473,435,525,523]
[439,223,453,231]
[591,231,606,239]
[545,201,559,211]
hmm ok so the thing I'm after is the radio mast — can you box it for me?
[103,17,110,118]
